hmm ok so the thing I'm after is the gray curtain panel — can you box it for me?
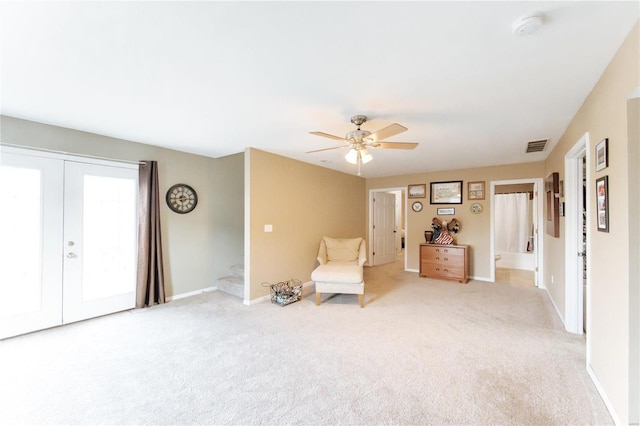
[136,161,166,308]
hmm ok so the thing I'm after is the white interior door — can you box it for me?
[0,153,64,338]
[0,149,138,339]
[373,192,396,265]
[63,161,138,324]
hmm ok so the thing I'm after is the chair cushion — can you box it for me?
[324,237,362,262]
[311,261,363,283]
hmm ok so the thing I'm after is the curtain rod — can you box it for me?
[1,143,146,165]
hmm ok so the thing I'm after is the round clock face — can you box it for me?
[166,184,198,214]
[412,201,423,212]
[470,203,483,214]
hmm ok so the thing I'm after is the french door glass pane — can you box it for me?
[0,166,43,316]
[81,175,137,301]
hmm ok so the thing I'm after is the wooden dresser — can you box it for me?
[419,244,469,283]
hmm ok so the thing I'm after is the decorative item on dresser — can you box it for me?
[419,243,469,283]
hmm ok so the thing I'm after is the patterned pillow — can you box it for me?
[324,237,362,262]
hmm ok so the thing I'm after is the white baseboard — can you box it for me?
[543,287,566,329]
[470,275,492,282]
[406,268,419,273]
[587,363,621,425]
[167,286,217,302]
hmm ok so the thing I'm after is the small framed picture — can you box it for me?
[596,176,609,232]
[408,184,426,199]
[437,208,455,215]
[430,181,462,204]
[595,138,608,171]
[468,181,485,200]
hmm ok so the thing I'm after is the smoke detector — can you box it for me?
[513,12,544,36]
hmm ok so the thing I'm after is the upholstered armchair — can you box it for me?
[311,237,366,308]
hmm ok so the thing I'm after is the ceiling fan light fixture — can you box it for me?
[360,148,373,164]
[345,148,359,165]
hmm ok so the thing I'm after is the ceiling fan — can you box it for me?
[308,115,418,175]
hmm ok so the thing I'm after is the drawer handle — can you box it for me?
[444,258,448,262]
[444,249,449,253]
[435,249,440,253]
[436,257,440,261]
[444,269,449,272]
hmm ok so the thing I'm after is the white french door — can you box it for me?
[0,149,138,339]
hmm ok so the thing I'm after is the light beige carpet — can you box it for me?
[0,259,611,425]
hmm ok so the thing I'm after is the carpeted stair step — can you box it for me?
[217,264,244,299]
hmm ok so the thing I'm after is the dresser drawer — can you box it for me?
[421,263,465,281]
[421,245,464,259]
[420,249,465,266]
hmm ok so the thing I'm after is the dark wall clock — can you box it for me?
[166,183,198,214]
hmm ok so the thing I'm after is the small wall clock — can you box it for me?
[470,203,483,214]
[166,183,198,214]
[412,201,423,212]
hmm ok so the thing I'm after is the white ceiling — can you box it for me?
[2,1,638,178]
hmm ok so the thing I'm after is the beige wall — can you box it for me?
[629,94,640,425]
[367,162,544,278]
[1,115,220,299]
[543,21,639,425]
[211,152,245,282]
[247,148,366,300]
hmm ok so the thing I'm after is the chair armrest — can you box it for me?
[358,240,367,266]
[317,239,328,265]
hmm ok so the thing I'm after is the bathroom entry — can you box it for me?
[494,183,536,286]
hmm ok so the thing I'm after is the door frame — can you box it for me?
[564,132,590,335]
[368,187,406,268]
[490,178,544,286]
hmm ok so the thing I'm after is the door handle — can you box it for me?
[67,252,77,259]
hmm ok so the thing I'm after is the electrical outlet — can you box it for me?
[264,224,273,232]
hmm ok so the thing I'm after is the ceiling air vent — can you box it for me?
[526,139,548,153]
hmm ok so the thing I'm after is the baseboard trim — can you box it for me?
[543,287,566,329]
[167,286,217,302]
[587,363,621,425]
[470,275,492,282]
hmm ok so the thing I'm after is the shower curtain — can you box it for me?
[495,193,531,253]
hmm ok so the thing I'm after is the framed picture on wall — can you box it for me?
[595,138,609,171]
[468,181,485,200]
[596,176,609,232]
[430,181,462,204]
[408,184,426,198]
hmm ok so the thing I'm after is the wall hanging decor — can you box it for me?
[595,138,609,171]
[408,184,426,198]
[430,181,462,204]
[468,181,485,200]
[545,172,560,237]
[596,175,609,232]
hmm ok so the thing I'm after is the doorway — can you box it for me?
[490,178,544,286]
[564,133,589,335]
[494,184,536,286]
[369,188,405,267]
[0,148,138,339]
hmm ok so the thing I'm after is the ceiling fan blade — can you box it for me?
[309,131,348,142]
[306,146,347,154]
[372,142,419,150]
[368,123,408,141]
